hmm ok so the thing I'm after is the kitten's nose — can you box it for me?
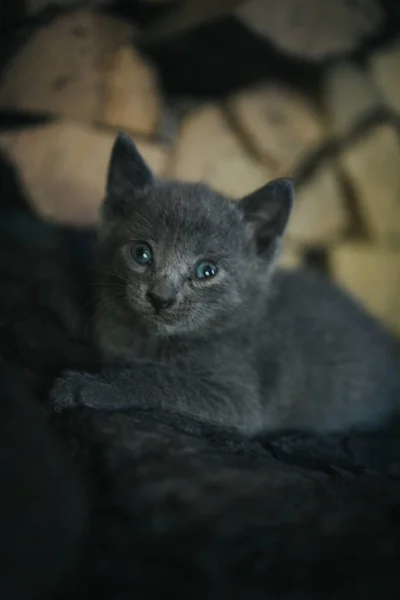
[147,283,176,312]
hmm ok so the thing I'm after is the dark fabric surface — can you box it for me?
[0,150,399,598]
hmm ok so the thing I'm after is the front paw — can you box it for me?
[52,371,125,412]
[51,371,98,411]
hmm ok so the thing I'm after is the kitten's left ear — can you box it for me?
[103,133,155,221]
[239,178,293,252]
[107,133,155,195]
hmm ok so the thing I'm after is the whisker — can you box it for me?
[103,270,128,283]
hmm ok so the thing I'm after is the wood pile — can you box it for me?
[0,9,399,336]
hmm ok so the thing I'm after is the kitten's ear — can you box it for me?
[239,178,293,253]
[103,133,155,220]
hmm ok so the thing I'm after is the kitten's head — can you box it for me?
[96,133,293,338]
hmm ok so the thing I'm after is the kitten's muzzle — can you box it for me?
[146,280,177,313]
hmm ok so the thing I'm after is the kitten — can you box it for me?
[53,133,400,435]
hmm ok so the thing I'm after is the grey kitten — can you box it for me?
[53,133,400,435]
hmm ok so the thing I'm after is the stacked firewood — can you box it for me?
[0,9,399,336]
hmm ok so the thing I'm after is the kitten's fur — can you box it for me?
[54,133,400,435]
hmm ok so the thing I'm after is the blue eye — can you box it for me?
[131,242,153,266]
[194,261,218,280]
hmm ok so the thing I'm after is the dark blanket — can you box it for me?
[1,150,400,599]
[0,362,87,600]
[50,403,400,600]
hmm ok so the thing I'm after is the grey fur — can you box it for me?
[53,133,400,435]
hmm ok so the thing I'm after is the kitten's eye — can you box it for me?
[131,242,153,266]
[194,261,218,280]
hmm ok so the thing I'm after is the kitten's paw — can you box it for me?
[51,371,98,411]
[52,371,125,412]
[79,381,122,411]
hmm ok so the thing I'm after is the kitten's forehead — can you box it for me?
[124,181,244,248]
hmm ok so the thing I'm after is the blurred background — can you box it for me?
[0,0,399,337]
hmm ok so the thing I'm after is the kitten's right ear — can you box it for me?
[103,133,155,220]
[239,178,293,254]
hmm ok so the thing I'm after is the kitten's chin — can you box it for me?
[142,313,191,337]
[131,299,228,337]
[137,309,205,338]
